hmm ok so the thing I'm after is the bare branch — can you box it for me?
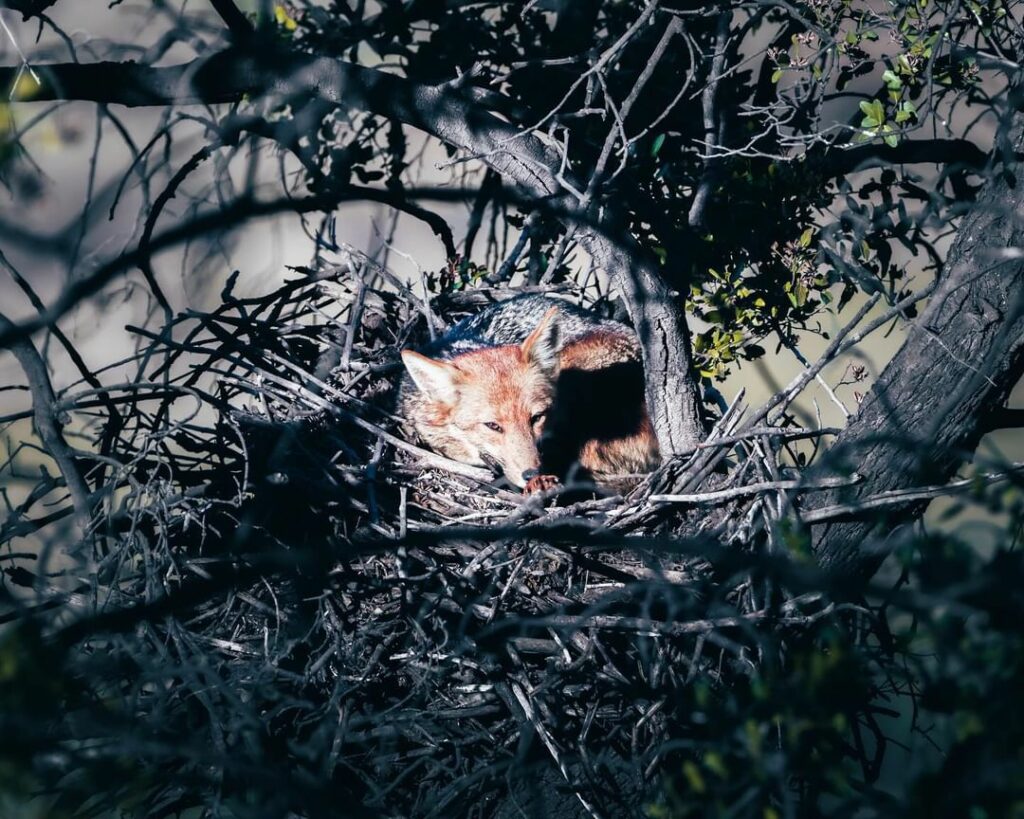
[802,464,1024,524]
[208,0,255,40]
[0,311,92,536]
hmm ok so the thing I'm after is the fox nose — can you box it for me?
[521,469,539,483]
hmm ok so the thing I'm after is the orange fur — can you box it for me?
[401,318,659,488]
[542,332,660,479]
[401,343,553,487]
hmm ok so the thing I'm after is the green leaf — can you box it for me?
[650,133,666,158]
[771,68,783,84]
[882,69,902,90]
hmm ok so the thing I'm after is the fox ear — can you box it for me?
[521,307,561,379]
[402,351,460,403]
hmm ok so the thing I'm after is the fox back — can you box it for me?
[399,294,660,488]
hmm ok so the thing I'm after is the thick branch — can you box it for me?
[2,52,563,193]
[2,0,58,19]
[811,121,1024,577]
[812,137,988,179]
[0,49,707,454]
[0,311,92,537]
[981,406,1024,432]
[208,0,255,39]
[580,233,707,452]
[689,11,729,228]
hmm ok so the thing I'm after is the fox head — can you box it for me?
[401,309,560,488]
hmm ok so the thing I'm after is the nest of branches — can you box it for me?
[2,256,887,818]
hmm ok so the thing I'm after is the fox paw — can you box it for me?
[524,474,560,494]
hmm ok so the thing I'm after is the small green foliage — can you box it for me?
[426,256,492,294]
[651,480,1024,817]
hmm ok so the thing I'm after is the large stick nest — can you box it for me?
[3,257,849,818]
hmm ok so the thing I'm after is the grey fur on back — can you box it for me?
[420,294,632,360]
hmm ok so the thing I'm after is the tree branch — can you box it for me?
[0,311,92,537]
[208,0,255,40]
[811,120,1024,578]
[1,0,59,20]
[0,191,392,350]
[811,137,989,179]
[981,406,1024,432]
[689,11,729,228]
[803,464,1024,525]
[0,47,708,454]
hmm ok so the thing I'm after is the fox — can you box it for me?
[398,294,660,491]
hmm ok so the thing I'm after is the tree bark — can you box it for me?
[579,231,707,452]
[811,122,1024,578]
[0,311,92,538]
[0,50,708,455]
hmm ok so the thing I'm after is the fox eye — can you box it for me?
[483,421,504,433]
[530,412,547,426]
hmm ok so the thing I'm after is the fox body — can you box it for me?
[399,294,660,489]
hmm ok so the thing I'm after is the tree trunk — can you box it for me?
[580,229,707,453]
[811,123,1024,578]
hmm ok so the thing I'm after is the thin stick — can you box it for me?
[645,474,860,506]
